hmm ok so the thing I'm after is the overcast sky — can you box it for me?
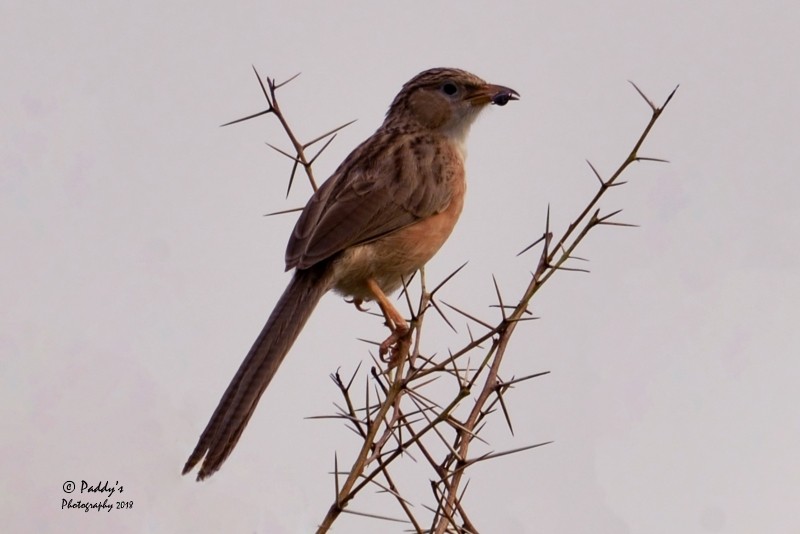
[3,1,799,533]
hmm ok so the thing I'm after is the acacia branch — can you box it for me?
[228,69,677,532]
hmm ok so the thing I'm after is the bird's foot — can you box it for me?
[379,322,411,367]
[346,297,371,312]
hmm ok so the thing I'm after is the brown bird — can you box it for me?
[184,67,518,480]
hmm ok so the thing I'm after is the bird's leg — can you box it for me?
[365,278,410,358]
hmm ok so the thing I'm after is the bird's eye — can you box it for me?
[441,82,458,96]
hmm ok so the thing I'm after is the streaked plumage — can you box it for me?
[184,67,518,480]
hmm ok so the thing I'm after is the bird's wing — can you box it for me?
[286,131,459,270]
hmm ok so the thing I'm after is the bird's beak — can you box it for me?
[468,83,520,107]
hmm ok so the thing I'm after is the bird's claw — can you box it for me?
[346,297,371,313]
[379,323,411,367]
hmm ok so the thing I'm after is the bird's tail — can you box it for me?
[183,263,333,480]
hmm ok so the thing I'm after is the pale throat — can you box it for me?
[441,111,480,159]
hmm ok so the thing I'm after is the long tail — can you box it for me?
[183,263,333,480]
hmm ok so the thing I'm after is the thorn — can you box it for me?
[596,208,623,222]
[663,84,680,109]
[546,203,551,234]
[263,206,304,217]
[635,156,670,164]
[440,301,494,330]
[303,119,358,148]
[346,361,362,390]
[356,337,381,347]
[491,275,506,321]
[265,142,300,161]
[495,385,515,435]
[628,80,657,111]
[598,220,640,228]
[465,441,554,465]
[506,315,540,323]
[550,265,591,274]
[586,159,603,185]
[334,451,340,497]
[430,298,457,333]
[399,273,415,318]
[489,304,534,315]
[500,370,550,387]
[273,72,301,90]
[430,261,469,296]
[459,478,471,504]
[286,159,300,198]
[307,133,338,166]
[220,108,272,127]
[517,233,546,257]
[252,66,274,107]
[466,323,476,345]
[339,508,409,523]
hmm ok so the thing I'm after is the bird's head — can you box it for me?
[385,67,519,142]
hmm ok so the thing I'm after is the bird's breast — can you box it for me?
[331,162,466,300]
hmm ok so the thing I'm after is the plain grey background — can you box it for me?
[3,1,798,532]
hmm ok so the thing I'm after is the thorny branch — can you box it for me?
[222,66,356,197]
[228,68,677,533]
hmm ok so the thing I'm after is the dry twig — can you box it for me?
[230,68,677,533]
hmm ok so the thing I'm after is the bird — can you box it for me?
[183,67,518,480]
